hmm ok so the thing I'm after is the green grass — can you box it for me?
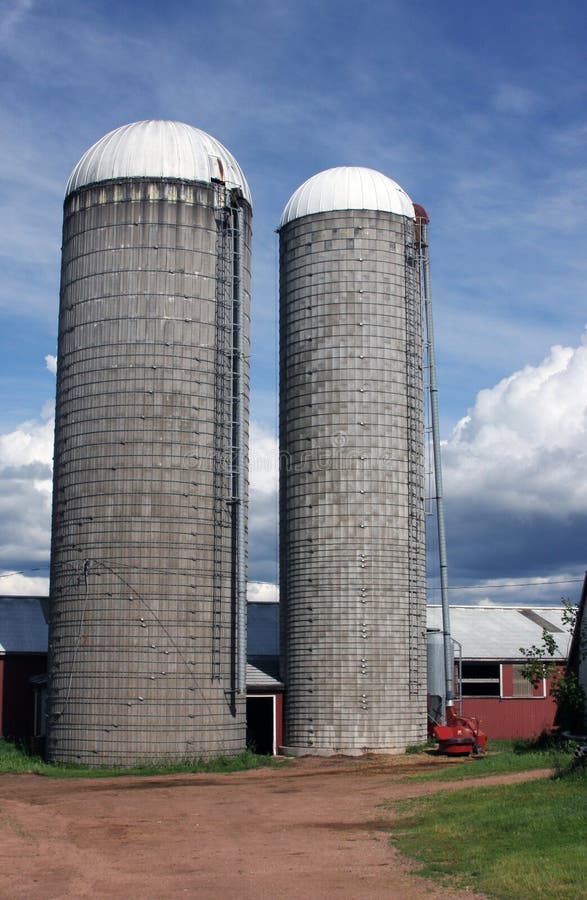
[390,758,587,899]
[405,740,436,755]
[0,738,279,779]
[411,739,577,782]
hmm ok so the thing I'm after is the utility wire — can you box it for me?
[3,565,584,591]
[428,578,584,591]
[0,567,50,578]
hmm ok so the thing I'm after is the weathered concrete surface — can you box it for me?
[49,179,251,764]
[279,208,426,752]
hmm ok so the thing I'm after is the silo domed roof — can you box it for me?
[280,166,414,227]
[65,120,251,204]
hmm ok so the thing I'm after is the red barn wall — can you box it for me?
[461,695,558,740]
[0,658,4,736]
[459,662,563,740]
[275,692,283,750]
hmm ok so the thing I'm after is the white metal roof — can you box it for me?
[0,596,48,654]
[66,120,251,204]
[427,606,572,661]
[247,660,283,690]
[280,166,414,227]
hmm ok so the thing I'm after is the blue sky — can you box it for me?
[1,0,586,605]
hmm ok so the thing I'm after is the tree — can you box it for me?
[519,598,586,732]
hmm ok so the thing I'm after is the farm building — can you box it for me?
[0,596,48,746]
[247,602,283,755]
[0,596,284,754]
[254,601,573,745]
[566,574,587,732]
[427,605,572,740]
[0,595,576,750]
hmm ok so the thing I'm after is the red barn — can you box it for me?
[427,605,571,740]
[0,596,48,747]
[247,601,283,754]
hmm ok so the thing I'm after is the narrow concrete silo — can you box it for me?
[279,167,427,754]
[48,121,252,765]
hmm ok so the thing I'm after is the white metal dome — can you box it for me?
[280,166,414,226]
[65,120,251,204]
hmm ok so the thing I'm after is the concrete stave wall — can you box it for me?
[48,178,251,765]
[280,208,427,753]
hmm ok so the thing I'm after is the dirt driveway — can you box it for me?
[0,754,550,900]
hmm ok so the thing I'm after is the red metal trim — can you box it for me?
[275,692,284,752]
[0,657,4,736]
[413,203,429,222]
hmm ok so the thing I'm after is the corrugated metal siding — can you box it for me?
[66,121,251,204]
[246,662,283,690]
[0,597,48,653]
[48,178,252,765]
[427,606,571,660]
[280,167,415,225]
[462,695,558,740]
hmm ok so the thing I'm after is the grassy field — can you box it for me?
[0,738,278,778]
[411,738,577,782]
[391,746,587,900]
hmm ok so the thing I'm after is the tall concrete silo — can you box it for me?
[47,121,252,765]
[279,166,427,754]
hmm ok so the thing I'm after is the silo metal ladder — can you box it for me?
[211,198,234,681]
[404,223,424,697]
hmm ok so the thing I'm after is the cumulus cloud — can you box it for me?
[12,335,586,604]
[438,573,583,608]
[247,581,279,603]
[249,421,278,496]
[0,409,53,573]
[248,422,279,585]
[440,331,587,586]
[0,572,49,596]
[0,408,279,594]
[444,334,587,513]
[0,418,53,469]
[45,354,57,374]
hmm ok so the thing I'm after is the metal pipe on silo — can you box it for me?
[418,215,454,710]
[279,167,428,755]
[47,121,252,766]
[234,203,247,695]
[426,629,446,725]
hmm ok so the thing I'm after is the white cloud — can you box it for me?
[443,331,587,515]
[0,571,48,595]
[249,421,278,496]
[0,408,278,590]
[45,354,57,374]
[0,414,53,468]
[443,574,583,607]
[247,581,279,603]
[433,331,587,591]
[248,422,279,584]
[0,409,53,571]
